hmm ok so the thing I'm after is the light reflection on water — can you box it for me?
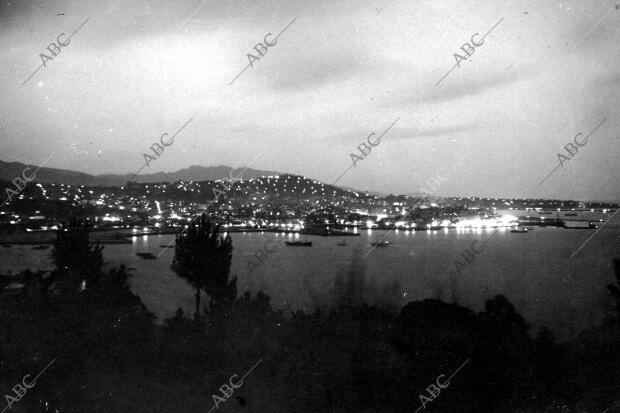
[2,226,619,340]
[126,226,619,340]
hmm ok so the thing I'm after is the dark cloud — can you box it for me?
[592,71,620,86]
[388,124,477,140]
[268,51,380,91]
[386,69,524,109]
[0,0,617,200]
[328,123,476,144]
[270,56,357,90]
[0,0,38,26]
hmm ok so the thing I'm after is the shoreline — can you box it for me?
[0,223,596,245]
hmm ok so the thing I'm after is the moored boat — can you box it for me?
[370,240,391,247]
[562,221,592,229]
[136,252,157,259]
[285,240,312,247]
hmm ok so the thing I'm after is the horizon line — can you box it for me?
[0,158,618,204]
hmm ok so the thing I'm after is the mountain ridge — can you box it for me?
[0,160,282,187]
[1,159,618,203]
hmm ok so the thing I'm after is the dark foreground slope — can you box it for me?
[1,230,619,412]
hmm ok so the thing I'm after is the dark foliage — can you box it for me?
[51,218,104,294]
[0,224,619,412]
[171,214,237,318]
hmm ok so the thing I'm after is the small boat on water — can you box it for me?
[136,252,157,259]
[31,245,50,250]
[511,227,529,233]
[285,240,312,247]
[370,240,391,247]
[159,245,175,248]
[337,239,347,246]
[563,221,593,229]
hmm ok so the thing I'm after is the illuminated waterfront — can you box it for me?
[4,224,618,340]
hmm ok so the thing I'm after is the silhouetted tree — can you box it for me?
[608,259,620,328]
[333,248,366,309]
[51,218,104,293]
[171,215,236,319]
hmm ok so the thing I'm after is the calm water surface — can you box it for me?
[3,225,619,340]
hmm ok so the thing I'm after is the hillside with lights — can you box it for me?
[0,171,617,239]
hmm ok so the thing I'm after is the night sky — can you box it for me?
[1,0,618,201]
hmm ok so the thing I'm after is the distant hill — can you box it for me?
[95,165,282,186]
[0,160,281,187]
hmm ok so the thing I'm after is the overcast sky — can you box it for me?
[0,0,618,201]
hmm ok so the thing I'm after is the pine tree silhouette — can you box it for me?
[171,215,237,319]
[608,259,620,328]
[51,217,104,294]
